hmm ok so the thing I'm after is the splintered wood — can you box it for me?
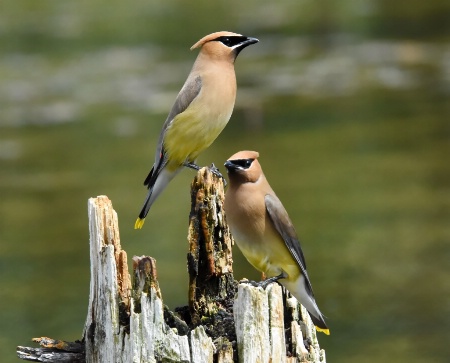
[16,169,326,363]
[187,168,236,325]
[233,284,325,363]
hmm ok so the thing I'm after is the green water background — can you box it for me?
[1,1,449,362]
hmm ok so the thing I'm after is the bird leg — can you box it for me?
[184,161,201,171]
[240,272,286,290]
[259,271,286,289]
[209,163,227,187]
[183,161,227,186]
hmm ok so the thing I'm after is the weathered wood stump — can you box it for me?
[16,168,326,363]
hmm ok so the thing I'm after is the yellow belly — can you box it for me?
[232,223,301,282]
[164,105,231,164]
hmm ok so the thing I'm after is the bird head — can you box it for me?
[224,150,262,184]
[191,31,258,61]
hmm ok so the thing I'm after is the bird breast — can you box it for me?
[225,189,299,279]
[165,67,236,163]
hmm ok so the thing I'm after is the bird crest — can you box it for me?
[190,31,242,50]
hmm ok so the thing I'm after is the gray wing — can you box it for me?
[155,75,202,162]
[166,75,202,126]
[265,194,315,295]
[144,75,202,186]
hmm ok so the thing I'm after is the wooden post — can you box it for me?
[16,169,326,363]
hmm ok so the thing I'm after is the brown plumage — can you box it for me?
[135,32,258,229]
[224,150,329,334]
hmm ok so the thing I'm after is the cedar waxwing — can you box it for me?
[223,151,330,335]
[135,31,259,229]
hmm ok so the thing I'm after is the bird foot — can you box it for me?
[239,272,286,290]
[239,278,261,288]
[184,162,227,186]
[239,277,279,290]
[209,163,227,187]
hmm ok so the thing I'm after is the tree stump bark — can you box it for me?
[16,168,326,363]
[187,168,235,323]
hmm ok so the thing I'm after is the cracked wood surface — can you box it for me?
[17,169,326,363]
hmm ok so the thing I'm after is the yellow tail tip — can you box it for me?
[134,218,145,229]
[316,327,330,335]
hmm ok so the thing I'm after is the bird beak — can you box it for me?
[224,160,238,172]
[239,37,259,50]
[234,37,259,54]
[243,37,259,46]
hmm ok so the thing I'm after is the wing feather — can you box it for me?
[265,194,315,296]
[144,75,202,187]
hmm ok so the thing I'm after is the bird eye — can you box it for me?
[221,37,231,46]
[214,36,248,48]
[232,158,254,169]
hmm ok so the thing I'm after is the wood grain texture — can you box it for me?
[17,171,326,362]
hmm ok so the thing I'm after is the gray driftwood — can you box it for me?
[16,168,326,363]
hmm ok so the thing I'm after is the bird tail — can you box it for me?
[308,311,330,335]
[135,167,180,229]
[282,275,330,335]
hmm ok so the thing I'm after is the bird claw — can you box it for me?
[209,163,227,187]
[239,278,275,290]
[239,272,285,290]
[258,279,275,289]
[184,161,227,186]
[239,278,260,288]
